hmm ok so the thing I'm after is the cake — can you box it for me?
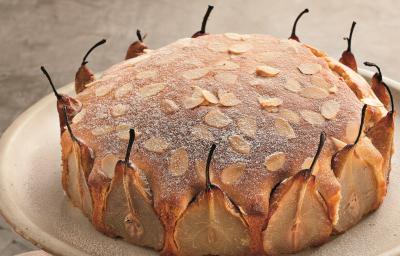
[43,7,395,256]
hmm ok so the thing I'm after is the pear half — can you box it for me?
[263,169,332,254]
[62,133,94,218]
[174,186,250,256]
[104,161,164,250]
[332,136,386,233]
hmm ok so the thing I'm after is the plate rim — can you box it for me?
[0,69,399,256]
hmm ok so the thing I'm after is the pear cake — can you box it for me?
[48,9,396,256]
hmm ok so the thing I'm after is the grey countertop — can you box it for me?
[0,0,399,255]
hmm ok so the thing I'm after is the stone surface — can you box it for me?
[0,0,400,255]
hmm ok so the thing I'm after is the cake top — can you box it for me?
[70,33,363,213]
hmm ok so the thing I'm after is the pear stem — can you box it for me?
[309,132,326,172]
[41,66,61,100]
[354,104,367,145]
[205,144,216,191]
[290,8,309,40]
[344,21,356,52]
[125,129,135,164]
[62,106,77,141]
[136,29,143,42]
[82,39,106,66]
[364,61,382,81]
[201,5,214,33]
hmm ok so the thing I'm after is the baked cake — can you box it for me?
[43,7,395,256]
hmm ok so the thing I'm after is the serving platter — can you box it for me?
[0,70,399,256]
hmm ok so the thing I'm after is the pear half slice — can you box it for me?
[263,132,332,254]
[174,144,250,256]
[332,105,386,233]
[103,129,164,250]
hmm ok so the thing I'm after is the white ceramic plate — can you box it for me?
[0,70,399,256]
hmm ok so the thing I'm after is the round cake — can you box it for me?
[55,32,395,256]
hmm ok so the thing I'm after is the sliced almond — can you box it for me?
[299,86,329,99]
[115,124,140,140]
[221,162,246,184]
[111,104,129,117]
[228,43,252,54]
[204,109,232,128]
[169,148,189,176]
[256,65,280,77]
[143,137,169,153]
[311,76,331,89]
[321,100,340,119]
[214,72,238,84]
[301,157,313,170]
[224,33,244,40]
[264,152,286,172]
[300,110,325,126]
[258,96,283,108]
[214,60,240,70]
[182,96,204,109]
[298,63,322,75]
[284,78,302,92]
[191,125,215,141]
[279,108,300,124]
[201,89,219,104]
[115,83,133,98]
[101,154,119,178]
[182,68,209,80]
[91,125,113,136]
[219,91,241,107]
[361,97,384,107]
[228,135,251,154]
[236,116,257,138]
[115,123,131,132]
[139,83,166,98]
[207,41,228,52]
[255,52,282,63]
[95,84,113,97]
[274,118,296,139]
[160,99,180,114]
[72,109,86,124]
[136,70,157,79]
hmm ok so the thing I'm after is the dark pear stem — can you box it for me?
[364,61,382,81]
[82,39,106,66]
[201,5,214,33]
[62,106,77,141]
[309,131,326,172]
[41,66,61,100]
[205,144,216,191]
[382,81,394,113]
[344,21,356,52]
[354,104,367,145]
[136,29,143,42]
[125,128,135,164]
[290,8,309,41]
